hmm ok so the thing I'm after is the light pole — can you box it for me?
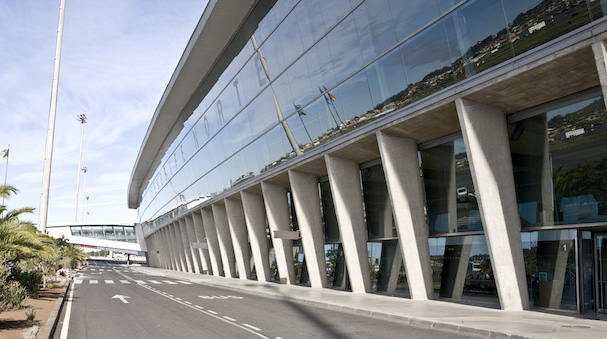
[81,167,87,222]
[74,114,87,222]
[39,0,67,233]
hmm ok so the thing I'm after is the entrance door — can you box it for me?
[596,234,607,313]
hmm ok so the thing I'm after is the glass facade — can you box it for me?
[139,0,606,223]
[70,225,138,243]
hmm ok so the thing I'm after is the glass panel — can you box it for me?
[421,138,482,234]
[503,0,592,57]
[387,0,440,42]
[368,240,406,295]
[325,244,347,289]
[365,48,407,115]
[361,163,397,239]
[92,226,104,239]
[580,231,594,312]
[103,226,116,241]
[353,0,399,64]
[115,226,126,241]
[522,230,577,310]
[327,15,364,82]
[429,235,499,305]
[319,181,340,243]
[510,96,607,227]
[70,226,82,237]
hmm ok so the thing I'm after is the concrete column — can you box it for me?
[376,132,435,299]
[212,203,237,278]
[225,198,252,280]
[163,228,174,270]
[456,98,530,310]
[241,191,271,282]
[324,155,371,293]
[592,40,607,109]
[201,207,224,276]
[166,225,179,271]
[261,182,296,284]
[288,170,328,289]
[192,210,211,274]
[170,222,186,271]
[184,215,202,274]
[158,229,167,269]
[178,219,195,273]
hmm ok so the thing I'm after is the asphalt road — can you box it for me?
[54,259,482,339]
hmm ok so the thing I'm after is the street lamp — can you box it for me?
[74,114,87,222]
[81,167,88,222]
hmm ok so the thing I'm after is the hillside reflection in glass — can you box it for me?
[139,0,607,222]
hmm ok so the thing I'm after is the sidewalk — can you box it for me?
[130,265,607,338]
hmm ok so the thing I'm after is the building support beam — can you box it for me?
[592,40,607,109]
[201,207,224,276]
[456,98,530,311]
[168,223,183,271]
[192,210,211,274]
[324,155,371,293]
[212,203,237,278]
[178,218,194,273]
[288,170,328,289]
[241,191,271,282]
[184,214,202,274]
[376,132,435,300]
[225,198,252,280]
[261,182,295,284]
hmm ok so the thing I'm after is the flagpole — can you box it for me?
[40,0,67,233]
[2,144,9,206]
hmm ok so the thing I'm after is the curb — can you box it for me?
[38,278,72,339]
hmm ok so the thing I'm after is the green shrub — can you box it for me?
[12,268,42,297]
[1,264,27,312]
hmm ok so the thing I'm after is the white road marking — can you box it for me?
[74,280,83,284]
[105,280,114,284]
[59,282,75,339]
[119,280,131,284]
[134,280,146,284]
[175,297,182,301]
[243,324,261,331]
[207,310,218,315]
[176,280,192,284]
[223,316,236,322]
[162,280,178,284]
[90,280,98,284]
[148,280,162,284]
[184,301,192,305]
[194,305,204,309]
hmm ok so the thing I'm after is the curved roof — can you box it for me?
[128,0,260,209]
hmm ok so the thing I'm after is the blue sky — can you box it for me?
[0,0,205,225]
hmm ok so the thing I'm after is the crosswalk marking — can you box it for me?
[90,280,98,284]
[72,279,188,285]
[74,280,83,284]
[105,280,114,284]
[162,280,178,284]
[134,280,146,284]
[176,281,193,284]
[148,280,162,284]
[119,280,131,284]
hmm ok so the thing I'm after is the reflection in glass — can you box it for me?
[510,96,607,227]
[361,164,396,239]
[522,230,576,310]
[429,235,499,305]
[367,240,407,295]
[421,138,482,234]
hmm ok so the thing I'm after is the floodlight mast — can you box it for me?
[74,114,87,222]
[39,0,67,233]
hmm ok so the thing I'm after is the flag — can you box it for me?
[324,86,336,101]
[0,149,7,158]
[294,103,307,116]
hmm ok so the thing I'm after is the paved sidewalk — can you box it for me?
[130,265,606,338]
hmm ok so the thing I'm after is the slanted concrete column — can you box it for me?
[261,182,295,284]
[592,40,607,109]
[163,227,174,270]
[225,198,252,280]
[184,215,202,274]
[288,170,328,289]
[201,207,223,276]
[192,210,211,274]
[324,155,371,293]
[456,98,530,310]
[158,229,169,269]
[167,224,181,271]
[241,191,271,282]
[171,222,187,272]
[376,131,434,300]
[212,203,237,278]
[178,219,194,272]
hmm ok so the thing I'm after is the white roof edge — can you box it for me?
[127,0,259,209]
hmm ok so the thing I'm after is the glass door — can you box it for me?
[596,234,607,313]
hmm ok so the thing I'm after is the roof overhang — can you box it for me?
[128,0,261,209]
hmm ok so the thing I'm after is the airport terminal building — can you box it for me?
[129,0,607,313]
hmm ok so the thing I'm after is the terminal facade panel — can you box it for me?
[130,0,607,314]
